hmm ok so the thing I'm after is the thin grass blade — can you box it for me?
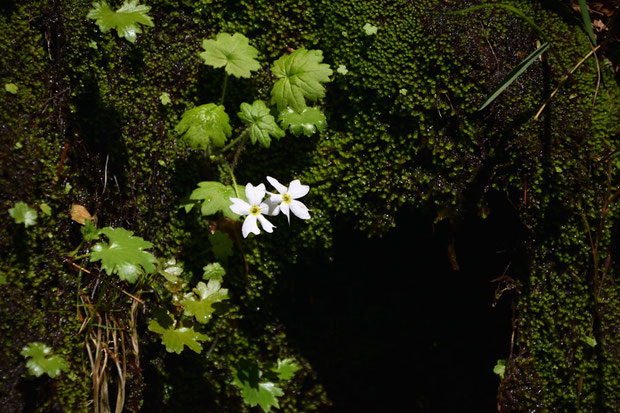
[577,0,597,45]
[479,42,550,111]
[452,3,547,41]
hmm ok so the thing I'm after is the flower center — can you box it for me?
[249,205,261,216]
[282,193,292,204]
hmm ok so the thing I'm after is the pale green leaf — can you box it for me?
[209,231,233,262]
[189,181,246,219]
[175,103,232,149]
[90,227,157,283]
[270,49,333,112]
[148,318,208,354]
[479,42,549,111]
[363,23,378,35]
[9,202,37,227]
[493,359,506,379]
[21,342,68,378]
[238,100,285,148]
[159,92,171,105]
[279,106,326,137]
[199,33,260,79]
[87,0,154,43]
[5,83,18,94]
[233,362,284,413]
[336,64,348,75]
[583,335,597,347]
[270,358,300,381]
[182,280,229,324]
[39,203,51,216]
[203,262,226,281]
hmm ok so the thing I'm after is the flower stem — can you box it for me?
[222,161,240,198]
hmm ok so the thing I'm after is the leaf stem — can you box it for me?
[220,73,229,105]
[219,128,249,154]
[221,161,240,198]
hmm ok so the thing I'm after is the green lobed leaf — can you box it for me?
[175,103,232,149]
[203,262,226,282]
[238,100,285,148]
[148,318,208,354]
[278,106,327,137]
[199,33,261,79]
[233,362,284,413]
[181,280,229,324]
[209,231,234,262]
[189,181,246,219]
[270,358,301,381]
[9,202,37,227]
[21,342,68,378]
[87,0,154,43]
[270,48,333,112]
[583,335,597,347]
[90,227,157,283]
[478,42,549,111]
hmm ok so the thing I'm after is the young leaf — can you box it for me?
[81,219,101,242]
[583,335,597,347]
[189,181,246,219]
[39,203,51,216]
[478,42,549,111]
[160,258,183,283]
[270,49,333,112]
[363,23,378,35]
[279,106,326,137]
[233,362,284,413]
[175,103,232,149]
[159,92,171,105]
[577,0,596,45]
[493,359,506,379]
[238,100,285,148]
[9,202,37,227]
[181,280,229,324]
[87,0,154,43]
[148,318,208,354]
[90,227,157,283]
[5,83,18,94]
[209,231,233,262]
[21,342,68,378]
[270,358,301,381]
[336,64,348,75]
[200,33,261,79]
[203,262,226,281]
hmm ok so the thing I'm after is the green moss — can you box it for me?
[1,0,618,411]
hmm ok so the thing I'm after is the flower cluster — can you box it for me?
[229,177,310,238]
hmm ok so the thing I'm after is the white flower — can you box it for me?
[266,176,310,222]
[229,183,275,238]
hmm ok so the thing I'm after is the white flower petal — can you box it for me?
[229,198,251,216]
[257,214,275,233]
[290,200,310,220]
[241,215,260,238]
[269,193,283,203]
[245,183,266,206]
[279,202,290,223]
[288,180,309,199]
[266,176,287,194]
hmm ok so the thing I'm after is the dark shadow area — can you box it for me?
[277,191,520,412]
